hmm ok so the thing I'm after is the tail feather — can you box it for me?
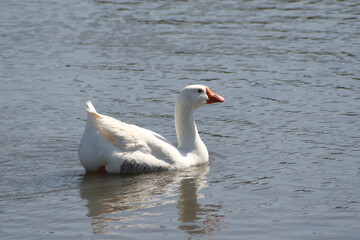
[86,101,97,113]
[85,101,102,119]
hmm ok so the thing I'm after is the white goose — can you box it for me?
[78,84,225,173]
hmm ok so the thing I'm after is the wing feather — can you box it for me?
[91,113,181,172]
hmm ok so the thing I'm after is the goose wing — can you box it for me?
[87,110,181,173]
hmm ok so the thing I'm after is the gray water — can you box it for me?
[1,0,359,239]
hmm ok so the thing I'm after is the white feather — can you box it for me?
[78,85,224,173]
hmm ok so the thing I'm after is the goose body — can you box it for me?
[78,85,224,173]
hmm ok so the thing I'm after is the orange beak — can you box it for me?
[206,87,225,104]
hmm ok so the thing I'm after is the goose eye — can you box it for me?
[197,89,203,93]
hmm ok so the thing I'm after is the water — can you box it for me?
[1,0,359,239]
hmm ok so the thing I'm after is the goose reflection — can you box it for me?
[79,164,224,236]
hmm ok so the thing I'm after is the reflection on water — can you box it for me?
[79,165,224,236]
[177,177,224,235]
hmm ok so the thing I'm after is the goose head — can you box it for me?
[177,85,225,110]
[175,84,225,154]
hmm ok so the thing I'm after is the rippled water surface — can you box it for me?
[1,0,359,239]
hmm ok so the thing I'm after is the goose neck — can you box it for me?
[175,100,199,151]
